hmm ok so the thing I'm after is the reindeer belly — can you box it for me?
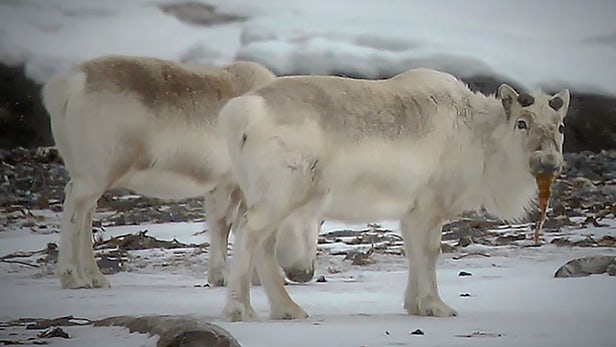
[324,188,412,222]
[320,143,433,222]
[113,131,228,200]
[115,167,217,200]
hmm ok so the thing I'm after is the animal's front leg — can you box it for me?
[402,241,419,315]
[256,232,308,320]
[401,215,457,317]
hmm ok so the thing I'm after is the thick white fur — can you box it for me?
[42,55,319,289]
[218,68,570,321]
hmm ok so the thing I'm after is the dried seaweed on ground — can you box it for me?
[94,230,207,251]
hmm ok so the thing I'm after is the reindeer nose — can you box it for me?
[539,162,559,174]
[530,152,562,176]
[284,266,315,283]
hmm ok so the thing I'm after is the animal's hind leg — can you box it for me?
[206,216,231,286]
[77,202,109,288]
[57,177,108,289]
[401,210,457,317]
[205,185,240,287]
[256,231,308,320]
[223,209,273,321]
[223,190,315,321]
[223,124,320,321]
[57,180,86,288]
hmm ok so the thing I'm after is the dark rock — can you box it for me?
[410,329,424,335]
[316,275,327,283]
[554,256,616,278]
[94,315,241,347]
[25,316,91,330]
[0,64,52,149]
[97,255,124,275]
[607,263,616,276]
[441,219,502,241]
[458,271,472,277]
[40,243,58,264]
[159,2,244,27]
[345,248,375,266]
[164,329,236,347]
[440,242,457,253]
[457,235,473,247]
[562,93,616,153]
[459,293,471,297]
[37,327,69,339]
[494,234,526,246]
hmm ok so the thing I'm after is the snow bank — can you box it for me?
[231,0,616,94]
[0,0,243,83]
[0,0,615,93]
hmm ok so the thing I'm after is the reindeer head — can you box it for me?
[497,84,570,177]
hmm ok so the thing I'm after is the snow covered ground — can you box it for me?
[1,218,616,346]
[1,0,615,94]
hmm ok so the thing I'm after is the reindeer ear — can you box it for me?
[497,84,519,116]
[550,89,570,117]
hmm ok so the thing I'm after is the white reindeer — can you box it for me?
[41,55,320,289]
[218,68,570,321]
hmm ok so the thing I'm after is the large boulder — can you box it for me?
[0,64,53,149]
[554,256,616,278]
[563,93,616,153]
[94,315,242,347]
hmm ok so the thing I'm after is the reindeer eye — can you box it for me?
[558,124,565,134]
[517,119,528,130]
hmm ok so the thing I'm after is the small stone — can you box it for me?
[571,177,596,190]
[440,242,457,253]
[385,330,390,335]
[37,327,69,339]
[457,235,473,247]
[459,293,471,297]
[316,275,327,283]
[410,329,424,335]
[458,271,472,277]
[606,263,616,276]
